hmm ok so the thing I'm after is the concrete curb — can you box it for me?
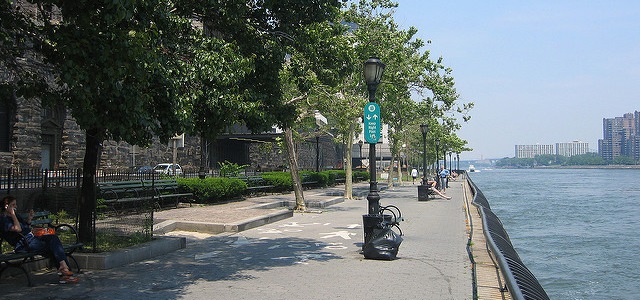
[73,236,186,270]
[153,209,293,235]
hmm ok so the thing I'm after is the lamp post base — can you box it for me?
[362,214,393,247]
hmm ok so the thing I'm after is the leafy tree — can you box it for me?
[180,1,344,210]
[276,13,353,210]
[611,155,636,165]
[342,0,472,188]
[176,27,253,174]
[0,1,50,101]
[534,154,567,166]
[495,157,534,168]
[565,153,605,166]
[25,0,345,241]
[37,0,190,242]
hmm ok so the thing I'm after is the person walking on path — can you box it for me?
[438,165,450,193]
[411,168,419,184]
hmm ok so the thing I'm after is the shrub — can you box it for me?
[218,161,248,177]
[353,171,369,182]
[301,171,328,187]
[178,177,247,203]
[324,170,346,185]
[261,172,293,192]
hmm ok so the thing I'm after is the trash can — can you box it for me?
[362,214,402,260]
[362,214,392,246]
[418,184,431,201]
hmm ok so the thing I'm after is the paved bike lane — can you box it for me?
[3,182,471,300]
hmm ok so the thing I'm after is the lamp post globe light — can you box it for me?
[362,57,385,249]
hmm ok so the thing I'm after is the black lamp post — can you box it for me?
[456,152,460,173]
[362,57,385,248]
[363,57,385,216]
[417,124,431,201]
[443,146,447,170]
[358,140,363,169]
[435,139,440,170]
[420,124,428,185]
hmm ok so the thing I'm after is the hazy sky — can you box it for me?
[392,1,640,160]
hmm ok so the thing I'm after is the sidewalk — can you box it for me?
[2,180,472,299]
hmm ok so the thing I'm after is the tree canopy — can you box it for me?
[2,0,474,237]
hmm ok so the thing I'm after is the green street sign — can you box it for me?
[363,102,381,144]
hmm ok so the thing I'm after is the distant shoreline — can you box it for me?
[500,165,640,170]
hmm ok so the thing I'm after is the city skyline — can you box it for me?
[393,1,640,160]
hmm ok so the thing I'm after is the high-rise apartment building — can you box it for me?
[515,141,590,158]
[556,141,590,157]
[598,111,640,161]
[515,144,555,158]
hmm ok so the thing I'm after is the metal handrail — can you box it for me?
[467,176,550,300]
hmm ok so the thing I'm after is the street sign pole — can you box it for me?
[363,102,381,215]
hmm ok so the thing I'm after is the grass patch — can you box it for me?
[83,231,153,253]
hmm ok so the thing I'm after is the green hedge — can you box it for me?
[353,170,369,182]
[177,170,370,203]
[261,172,294,192]
[177,177,247,203]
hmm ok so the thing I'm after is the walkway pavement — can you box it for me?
[2,180,473,299]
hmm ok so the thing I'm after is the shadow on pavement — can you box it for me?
[1,235,341,299]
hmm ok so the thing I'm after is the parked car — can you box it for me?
[153,163,183,175]
[130,165,154,174]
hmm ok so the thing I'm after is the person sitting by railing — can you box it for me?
[425,179,452,200]
[449,171,459,181]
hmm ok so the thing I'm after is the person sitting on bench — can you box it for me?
[1,195,79,284]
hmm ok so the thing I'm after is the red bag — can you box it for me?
[32,227,56,236]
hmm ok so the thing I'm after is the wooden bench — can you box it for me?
[0,211,83,286]
[142,179,194,207]
[97,180,153,214]
[242,176,275,194]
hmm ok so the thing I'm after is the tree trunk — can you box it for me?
[199,132,207,179]
[78,127,103,244]
[284,128,306,211]
[344,126,355,200]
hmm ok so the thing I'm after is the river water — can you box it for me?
[468,168,640,300]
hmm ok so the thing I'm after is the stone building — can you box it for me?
[1,96,342,172]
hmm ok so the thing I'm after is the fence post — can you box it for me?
[7,168,12,195]
[42,169,48,192]
[76,168,82,228]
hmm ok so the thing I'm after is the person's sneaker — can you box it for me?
[59,275,80,284]
[57,269,74,276]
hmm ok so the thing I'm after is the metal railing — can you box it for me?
[0,168,220,193]
[0,168,82,193]
[467,176,550,300]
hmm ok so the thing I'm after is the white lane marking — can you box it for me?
[319,231,356,240]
